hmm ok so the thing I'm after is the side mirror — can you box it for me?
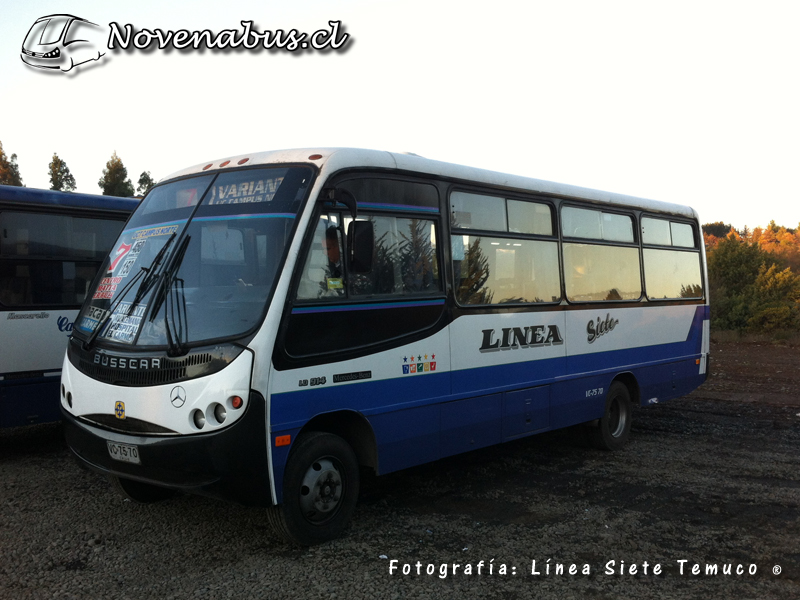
[347,220,374,274]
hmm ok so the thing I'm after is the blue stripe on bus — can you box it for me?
[292,299,446,314]
[271,336,703,431]
[121,218,188,234]
[358,202,439,213]
[192,214,296,222]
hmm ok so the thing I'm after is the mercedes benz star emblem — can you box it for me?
[170,386,186,408]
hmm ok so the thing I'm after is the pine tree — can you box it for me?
[0,140,24,186]
[98,151,134,196]
[49,153,77,191]
[136,171,155,196]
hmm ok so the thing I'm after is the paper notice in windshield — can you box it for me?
[101,302,147,343]
[77,303,146,343]
[206,177,285,205]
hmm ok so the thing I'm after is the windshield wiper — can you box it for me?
[148,235,191,356]
[81,232,177,351]
[125,232,177,318]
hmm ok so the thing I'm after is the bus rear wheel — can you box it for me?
[109,475,176,503]
[268,431,359,546]
[588,381,632,451]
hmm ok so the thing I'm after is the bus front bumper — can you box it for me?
[61,391,273,506]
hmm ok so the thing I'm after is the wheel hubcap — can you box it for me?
[299,458,343,523]
[609,397,628,437]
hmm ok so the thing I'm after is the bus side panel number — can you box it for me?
[585,387,604,398]
[298,377,327,387]
[107,441,141,465]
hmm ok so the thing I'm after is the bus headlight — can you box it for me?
[213,403,227,424]
[192,409,206,429]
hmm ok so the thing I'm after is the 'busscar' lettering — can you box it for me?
[94,355,161,370]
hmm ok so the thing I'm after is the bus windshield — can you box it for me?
[74,166,313,349]
[25,17,71,46]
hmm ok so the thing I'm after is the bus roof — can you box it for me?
[0,185,139,213]
[162,148,698,220]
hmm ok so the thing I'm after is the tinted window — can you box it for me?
[644,249,703,299]
[562,207,634,243]
[296,214,345,300]
[1,213,120,260]
[642,217,696,249]
[450,191,506,231]
[563,243,641,301]
[351,216,439,297]
[671,222,695,248]
[0,212,125,307]
[453,236,560,304]
[602,212,634,243]
[297,213,440,300]
[562,207,601,239]
[641,217,672,245]
[507,200,553,235]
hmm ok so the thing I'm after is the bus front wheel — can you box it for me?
[268,431,359,546]
[588,381,632,451]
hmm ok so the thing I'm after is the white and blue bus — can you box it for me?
[0,185,137,428]
[59,149,709,544]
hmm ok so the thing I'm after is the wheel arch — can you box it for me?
[299,410,378,473]
[612,371,640,407]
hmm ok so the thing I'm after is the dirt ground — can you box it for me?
[1,338,799,600]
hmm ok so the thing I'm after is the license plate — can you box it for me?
[107,441,141,465]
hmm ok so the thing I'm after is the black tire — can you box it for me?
[588,381,632,451]
[109,475,176,503]
[268,432,359,546]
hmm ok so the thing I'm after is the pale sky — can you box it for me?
[2,0,798,231]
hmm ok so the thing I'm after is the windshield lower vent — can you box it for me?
[79,414,177,435]
[77,354,212,386]
[68,338,245,386]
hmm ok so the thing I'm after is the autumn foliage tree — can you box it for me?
[98,151,134,197]
[704,224,800,333]
[0,140,23,186]
[48,153,77,191]
[136,171,155,196]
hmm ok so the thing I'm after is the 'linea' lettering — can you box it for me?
[479,325,563,351]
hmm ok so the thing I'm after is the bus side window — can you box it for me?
[350,216,439,297]
[296,215,344,300]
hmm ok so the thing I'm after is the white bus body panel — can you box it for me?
[60,350,253,435]
[0,310,75,376]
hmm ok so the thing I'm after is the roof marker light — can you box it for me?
[238,158,249,165]
[202,164,213,170]
[308,154,323,160]
[220,160,230,167]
